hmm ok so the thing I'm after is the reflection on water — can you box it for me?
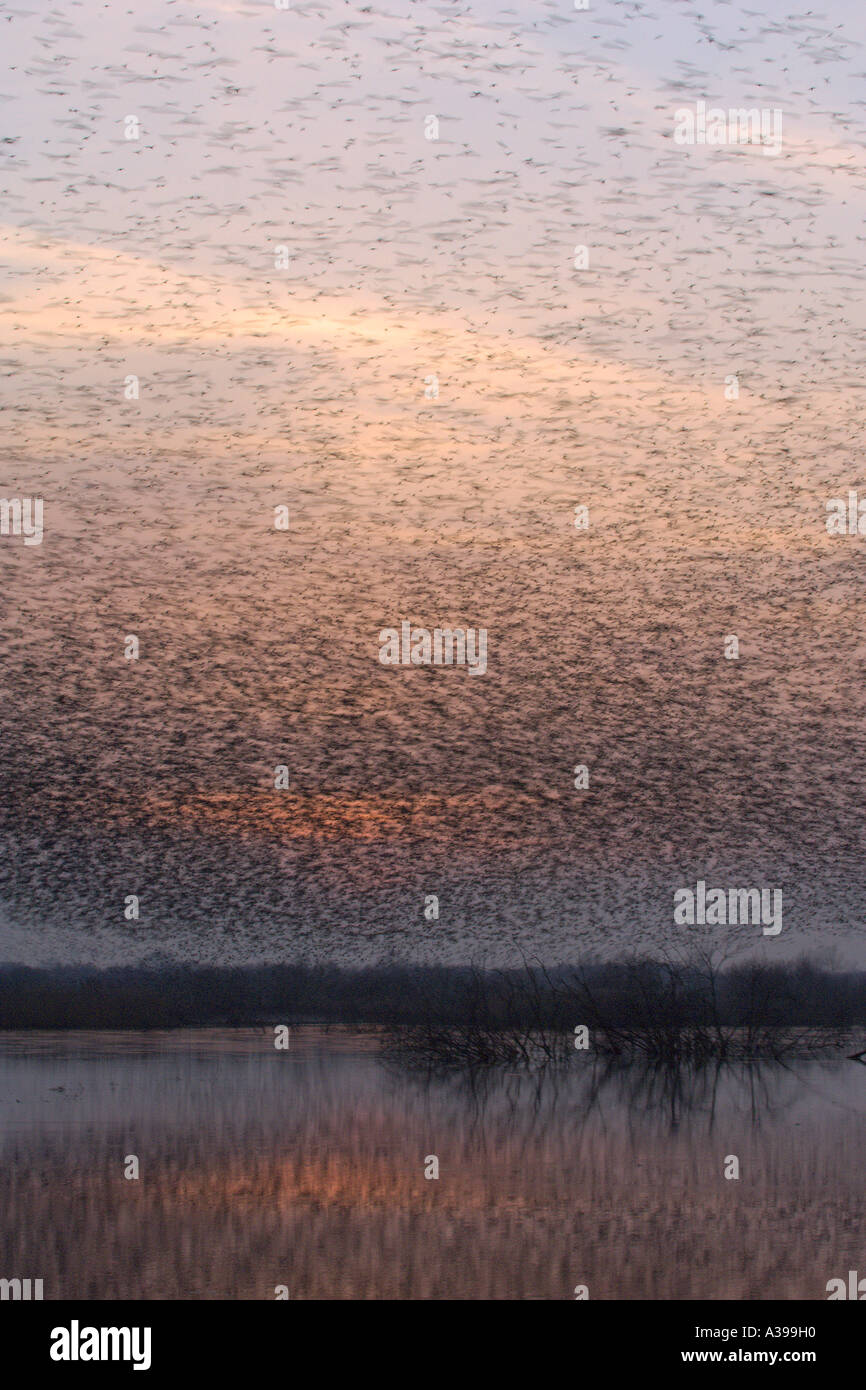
[0,1028,863,1300]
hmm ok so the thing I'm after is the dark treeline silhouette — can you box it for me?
[1,957,865,1051]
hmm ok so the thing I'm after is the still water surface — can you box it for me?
[0,1028,862,1300]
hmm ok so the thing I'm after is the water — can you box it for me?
[1,1028,863,1300]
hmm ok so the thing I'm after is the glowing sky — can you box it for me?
[2,0,866,966]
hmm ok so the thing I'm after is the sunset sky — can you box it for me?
[2,0,866,967]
